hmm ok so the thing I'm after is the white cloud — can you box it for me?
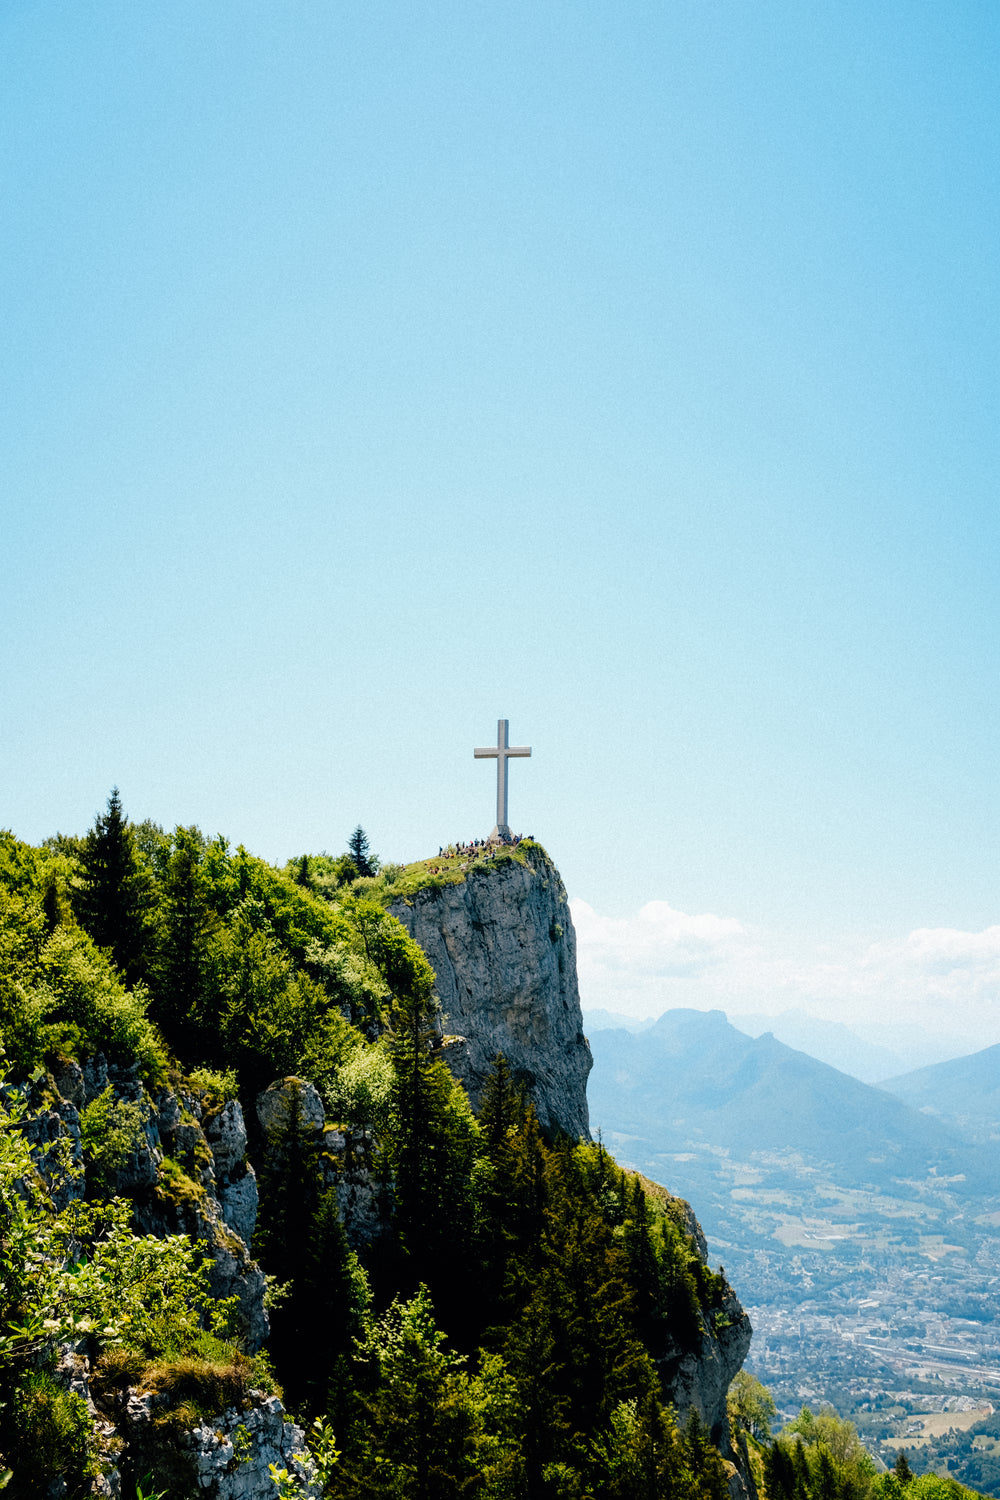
[570,899,747,979]
[568,896,1000,1046]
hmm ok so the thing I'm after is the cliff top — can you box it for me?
[358,836,556,906]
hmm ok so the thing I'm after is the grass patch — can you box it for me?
[368,839,551,906]
[155,1155,207,1210]
[94,1342,279,1421]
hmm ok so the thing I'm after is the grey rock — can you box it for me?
[205,1098,249,1176]
[107,1060,143,1103]
[51,1058,84,1108]
[656,1274,752,1450]
[321,1128,387,1251]
[220,1166,259,1249]
[112,1387,318,1499]
[639,1195,753,1455]
[390,847,592,1140]
[18,1099,84,1209]
[81,1053,109,1104]
[106,1099,162,1196]
[155,1089,182,1134]
[153,1092,217,1189]
[133,1187,269,1353]
[257,1077,325,1138]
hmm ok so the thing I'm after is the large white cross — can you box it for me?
[474,718,531,841]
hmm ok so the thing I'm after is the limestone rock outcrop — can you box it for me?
[86,1370,318,1499]
[115,1389,317,1499]
[20,1057,268,1352]
[659,1276,752,1446]
[257,1078,387,1252]
[390,846,592,1140]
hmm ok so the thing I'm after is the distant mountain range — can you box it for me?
[585,1006,1000,1421]
[880,1043,1000,1142]
[583,1005,984,1082]
[587,1007,984,1196]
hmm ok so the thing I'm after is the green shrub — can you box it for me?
[155,1155,207,1210]
[40,926,167,1081]
[186,1065,239,1111]
[2,1370,99,1499]
[79,1086,150,1196]
[331,1039,394,1132]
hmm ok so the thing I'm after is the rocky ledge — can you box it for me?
[390,846,592,1140]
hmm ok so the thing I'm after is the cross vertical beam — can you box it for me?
[474,718,531,841]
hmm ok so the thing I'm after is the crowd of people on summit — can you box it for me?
[424,833,533,873]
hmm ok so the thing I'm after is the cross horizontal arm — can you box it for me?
[474,748,498,758]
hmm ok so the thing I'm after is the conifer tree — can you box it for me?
[682,1408,730,1499]
[255,1086,324,1402]
[74,788,156,984]
[792,1435,812,1496]
[475,1057,530,1330]
[347,825,377,878]
[764,1438,798,1500]
[296,1187,369,1423]
[153,825,217,1059]
[381,934,478,1335]
[339,1286,480,1499]
[623,1176,667,1351]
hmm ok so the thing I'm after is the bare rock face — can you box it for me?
[256,1077,326,1138]
[649,1195,753,1480]
[256,1081,389,1253]
[205,1098,260,1250]
[321,1127,387,1252]
[657,1279,752,1445]
[107,1387,318,1499]
[390,847,592,1140]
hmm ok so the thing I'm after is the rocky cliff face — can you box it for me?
[393,845,752,1487]
[659,1199,753,1449]
[39,1054,268,1351]
[390,846,592,1140]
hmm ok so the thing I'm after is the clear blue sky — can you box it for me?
[2,3,998,1028]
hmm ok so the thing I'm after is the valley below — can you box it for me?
[588,1007,1000,1492]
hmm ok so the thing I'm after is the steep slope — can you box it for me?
[389,845,592,1140]
[880,1042,1000,1140]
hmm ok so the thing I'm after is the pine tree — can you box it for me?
[347,825,377,878]
[74,788,156,984]
[339,1286,480,1500]
[623,1176,667,1350]
[475,1058,529,1330]
[383,949,478,1336]
[764,1440,798,1500]
[295,1187,369,1422]
[255,1086,325,1406]
[153,825,218,1060]
[894,1449,914,1484]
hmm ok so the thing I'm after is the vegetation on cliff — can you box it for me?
[728,1383,989,1500]
[0,795,991,1498]
[0,801,740,1497]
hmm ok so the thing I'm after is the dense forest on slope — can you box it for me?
[0,794,991,1500]
[0,796,739,1498]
